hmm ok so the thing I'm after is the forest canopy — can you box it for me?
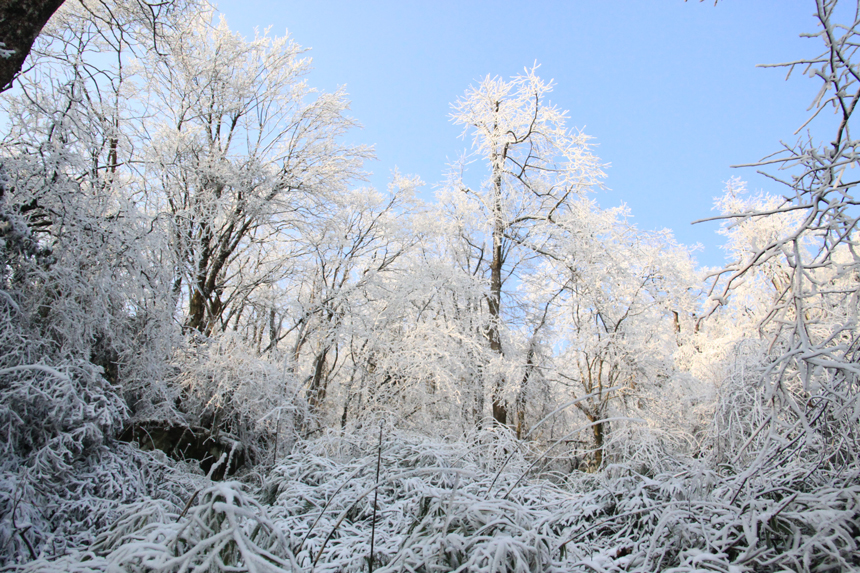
[0,1,858,571]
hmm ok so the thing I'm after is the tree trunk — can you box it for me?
[340,394,349,429]
[488,103,508,427]
[0,0,66,92]
[590,416,605,470]
[307,347,329,415]
[487,208,506,425]
[186,283,208,334]
[515,347,535,439]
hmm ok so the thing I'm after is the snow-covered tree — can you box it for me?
[339,224,494,432]
[519,200,700,467]
[0,1,376,487]
[136,12,370,336]
[701,0,860,470]
[445,65,605,426]
[281,176,421,422]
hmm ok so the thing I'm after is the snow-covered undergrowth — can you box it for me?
[8,427,859,573]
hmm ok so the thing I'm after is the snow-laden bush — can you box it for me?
[85,427,559,572]
[5,426,860,573]
[708,339,775,468]
[103,482,296,573]
[10,427,848,573]
[0,282,128,564]
[0,269,195,566]
[0,358,126,461]
[167,331,307,466]
[597,371,715,477]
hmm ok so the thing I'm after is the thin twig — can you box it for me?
[369,421,383,573]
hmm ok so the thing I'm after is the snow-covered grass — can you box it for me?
[8,426,858,573]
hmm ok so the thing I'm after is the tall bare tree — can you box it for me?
[448,66,604,426]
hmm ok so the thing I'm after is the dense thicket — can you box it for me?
[0,0,857,571]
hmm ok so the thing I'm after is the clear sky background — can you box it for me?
[215,1,827,269]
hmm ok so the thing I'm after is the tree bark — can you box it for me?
[307,347,329,415]
[515,347,535,439]
[488,100,508,427]
[0,0,66,92]
[590,415,605,470]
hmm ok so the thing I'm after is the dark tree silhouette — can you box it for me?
[0,0,65,92]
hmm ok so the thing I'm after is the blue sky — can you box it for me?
[217,1,825,269]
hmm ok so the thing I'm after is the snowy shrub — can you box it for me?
[104,482,296,573]
[0,358,126,459]
[1,427,856,573]
[0,286,196,565]
[708,340,772,467]
[167,332,307,469]
[0,289,127,564]
[0,443,198,568]
[600,372,714,477]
